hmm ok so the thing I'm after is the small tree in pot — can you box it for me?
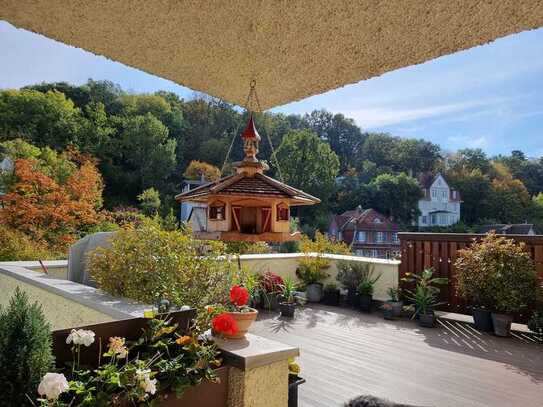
[336,261,366,308]
[357,266,381,312]
[456,233,538,336]
[279,277,299,318]
[383,287,403,319]
[403,268,448,328]
[259,271,284,311]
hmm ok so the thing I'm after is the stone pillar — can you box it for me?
[213,333,299,407]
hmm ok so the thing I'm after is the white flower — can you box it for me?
[66,329,95,347]
[136,368,157,395]
[38,373,69,400]
[180,305,191,311]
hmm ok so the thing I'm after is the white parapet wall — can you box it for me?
[0,260,149,330]
[237,253,400,302]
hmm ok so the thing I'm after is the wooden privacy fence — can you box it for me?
[398,233,543,319]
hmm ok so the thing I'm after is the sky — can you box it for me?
[1,20,542,157]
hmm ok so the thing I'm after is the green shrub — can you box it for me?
[0,287,54,406]
[0,225,57,261]
[456,233,538,313]
[88,218,232,311]
[336,261,371,290]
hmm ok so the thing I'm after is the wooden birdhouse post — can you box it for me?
[175,114,320,242]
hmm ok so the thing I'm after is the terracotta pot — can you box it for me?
[224,309,258,339]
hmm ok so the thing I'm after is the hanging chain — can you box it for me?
[220,80,284,182]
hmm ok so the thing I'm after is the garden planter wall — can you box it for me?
[51,310,230,407]
[491,313,513,337]
[472,308,493,332]
[305,283,323,302]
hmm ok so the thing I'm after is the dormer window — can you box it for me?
[209,201,226,220]
[277,203,289,221]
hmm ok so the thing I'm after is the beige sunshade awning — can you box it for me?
[1,1,542,109]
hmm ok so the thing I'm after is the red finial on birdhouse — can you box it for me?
[242,114,261,141]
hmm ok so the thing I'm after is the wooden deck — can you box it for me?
[252,305,543,407]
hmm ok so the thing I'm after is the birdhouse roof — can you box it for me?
[175,172,320,205]
[241,115,261,141]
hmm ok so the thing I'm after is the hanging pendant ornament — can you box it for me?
[175,80,320,243]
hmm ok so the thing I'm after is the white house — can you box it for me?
[417,173,461,228]
[0,157,13,196]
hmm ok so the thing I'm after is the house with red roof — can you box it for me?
[328,206,400,259]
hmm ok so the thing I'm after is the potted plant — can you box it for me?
[279,277,298,318]
[456,233,538,336]
[357,266,381,312]
[288,357,305,407]
[382,302,395,320]
[402,268,448,328]
[259,271,284,311]
[386,287,403,318]
[322,283,341,306]
[528,307,543,338]
[295,260,329,302]
[214,284,258,339]
[336,261,365,308]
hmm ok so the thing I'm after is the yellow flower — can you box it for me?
[153,324,177,339]
[107,336,128,358]
[176,335,192,346]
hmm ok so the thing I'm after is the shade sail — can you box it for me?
[1,1,542,109]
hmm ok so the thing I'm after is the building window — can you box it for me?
[422,215,427,224]
[209,201,225,220]
[277,203,289,221]
[356,231,366,242]
[392,232,399,243]
[376,231,385,243]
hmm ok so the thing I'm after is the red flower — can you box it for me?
[212,313,238,336]
[230,285,249,307]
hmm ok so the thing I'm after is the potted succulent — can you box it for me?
[357,266,381,313]
[296,259,329,302]
[402,268,448,328]
[336,261,366,308]
[259,271,284,311]
[288,357,305,407]
[456,233,538,336]
[279,277,298,318]
[214,285,258,339]
[386,287,403,318]
[322,283,341,306]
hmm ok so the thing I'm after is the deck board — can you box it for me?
[251,305,543,407]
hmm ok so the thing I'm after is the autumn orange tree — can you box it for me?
[0,139,106,250]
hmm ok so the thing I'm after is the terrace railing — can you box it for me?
[398,232,543,319]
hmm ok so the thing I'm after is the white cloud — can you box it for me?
[337,100,500,129]
[447,134,489,149]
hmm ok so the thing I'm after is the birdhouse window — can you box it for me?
[209,202,226,220]
[277,203,289,221]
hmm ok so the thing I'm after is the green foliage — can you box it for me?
[356,265,381,296]
[137,187,161,216]
[402,268,448,316]
[387,287,401,302]
[88,218,232,311]
[49,316,220,406]
[368,173,423,224]
[0,288,54,406]
[336,261,373,290]
[183,160,221,182]
[528,308,543,336]
[224,241,271,254]
[455,233,537,313]
[280,277,298,303]
[0,225,58,261]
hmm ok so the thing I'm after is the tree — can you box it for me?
[0,288,54,407]
[368,173,423,224]
[0,89,85,149]
[137,187,161,216]
[447,169,492,224]
[304,109,366,172]
[102,114,176,205]
[183,160,221,182]
[276,129,339,206]
[0,140,105,248]
[448,148,491,174]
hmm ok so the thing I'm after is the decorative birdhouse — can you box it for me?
[175,114,320,242]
